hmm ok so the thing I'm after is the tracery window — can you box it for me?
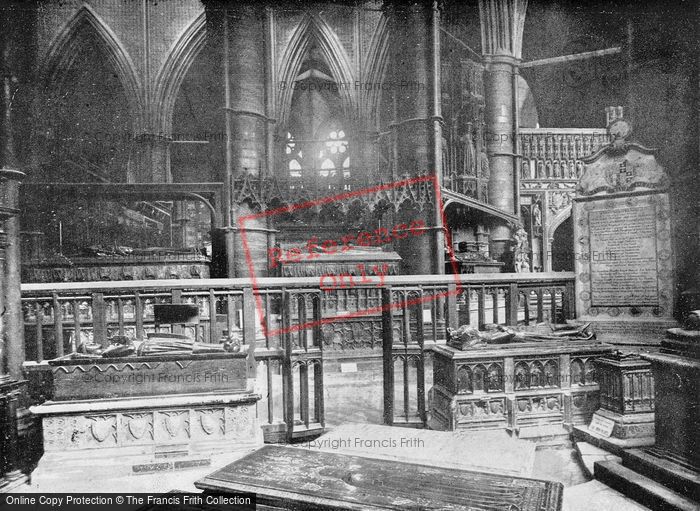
[285,127,350,182]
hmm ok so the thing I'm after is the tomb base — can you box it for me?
[593,329,700,509]
[579,318,678,347]
[582,351,656,447]
[30,391,262,487]
[429,340,612,433]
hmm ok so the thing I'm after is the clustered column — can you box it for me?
[385,0,444,275]
[479,0,528,264]
[206,1,273,277]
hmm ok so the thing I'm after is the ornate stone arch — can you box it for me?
[544,204,572,271]
[39,4,144,132]
[153,12,207,136]
[547,204,572,241]
[276,14,357,129]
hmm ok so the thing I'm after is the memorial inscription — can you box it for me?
[588,206,658,306]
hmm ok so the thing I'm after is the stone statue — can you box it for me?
[479,150,490,179]
[532,203,542,227]
[465,122,476,176]
[512,226,530,273]
[521,160,530,180]
[537,160,545,179]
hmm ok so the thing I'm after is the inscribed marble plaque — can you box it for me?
[588,206,658,306]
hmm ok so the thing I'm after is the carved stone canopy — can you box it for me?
[577,140,668,197]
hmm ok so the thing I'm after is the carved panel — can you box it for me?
[456,398,505,424]
[121,412,154,445]
[155,410,190,444]
[194,409,225,439]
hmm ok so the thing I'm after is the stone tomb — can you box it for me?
[196,445,564,510]
[573,352,655,454]
[573,121,676,346]
[430,339,612,434]
[28,353,262,485]
[594,328,700,510]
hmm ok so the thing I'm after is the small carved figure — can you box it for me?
[512,227,530,273]
[532,203,542,227]
[521,160,530,180]
[536,160,545,179]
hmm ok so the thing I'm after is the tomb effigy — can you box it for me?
[28,325,261,485]
[430,324,612,434]
[573,117,677,346]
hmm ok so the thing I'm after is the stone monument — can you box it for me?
[573,113,676,346]
[574,351,655,453]
[594,323,699,509]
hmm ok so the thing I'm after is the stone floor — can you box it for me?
[18,361,650,510]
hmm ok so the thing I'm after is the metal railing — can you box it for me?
[21,272,575,438]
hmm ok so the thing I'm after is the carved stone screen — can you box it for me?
[588,205,659,306]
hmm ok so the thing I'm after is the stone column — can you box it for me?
[0,0,28,488]
[479,0,527,264]
[385,0,444,275]
[206,1,272,277]
[127,133,171,183]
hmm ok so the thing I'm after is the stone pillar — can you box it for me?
[206,1,272,277]
[385,0,444,275]
[479,0,527,264]
[127,133,171,183]
[0,1,28,488]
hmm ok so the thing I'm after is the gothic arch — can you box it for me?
[362,13,391,129]
[276,14,357,128]
[39,4,144,132]
[153,12,207,136]
[547,204,572,241]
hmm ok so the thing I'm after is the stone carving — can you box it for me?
[225,406,252,438]
[22,256,210,284]
[89,416,117,444]
[36,401,260,452]
[197,409,225,437]
[231,172,435,213]
[578,121,668,196]
[512,226,530,273]
[158,411,190,442]
[123,413,153,442]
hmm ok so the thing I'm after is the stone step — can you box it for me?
[573,424,655,457]
[563,480,651,511]
[516,424,572,448]
[573,440,621,478]
[622,448,700,502]
[594,460,697,511]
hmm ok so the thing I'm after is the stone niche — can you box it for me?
[573,120,676,346]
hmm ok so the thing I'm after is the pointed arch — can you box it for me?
[153,12,207,136]
[546,204,572,243]
[39,4,144,132]
[276,14,357,128]
[362,13,391,129]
